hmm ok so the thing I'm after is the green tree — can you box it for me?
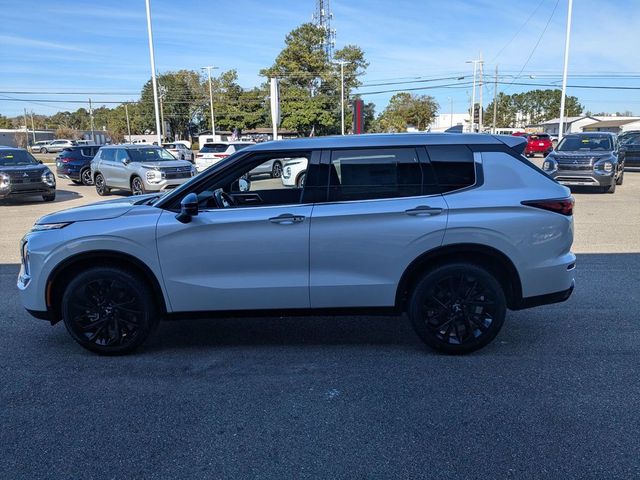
[261,23,368,135]
[0,114,13,128]
[377,93,439,132]
[485,89,583,127]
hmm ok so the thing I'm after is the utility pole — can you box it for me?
[493,65,499,134]
[145,0,162,145]
[124,103,132,143]
[158,85,166,142]
[88,98,95,143]
[448,97,453,127]
[202,66,218,141]
[23,108,29,148]
[558,0,574,140]
[30,111,36,143]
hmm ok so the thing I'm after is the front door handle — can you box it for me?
[405,206,444,216]
[269,214,305,224]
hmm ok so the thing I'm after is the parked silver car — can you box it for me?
[91,145,195,196]
[41,139,76,153]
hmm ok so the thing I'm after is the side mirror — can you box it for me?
[122,158,130,165]
[238,177,250,192]
[175,192,199,224]
[37,159,43,164]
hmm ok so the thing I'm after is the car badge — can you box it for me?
[23,172,29,177]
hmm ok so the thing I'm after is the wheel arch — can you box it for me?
[46,250,167,325]
[395,243,523,311]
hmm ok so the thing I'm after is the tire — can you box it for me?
[616,171,624,186]
[81,168,94,186]
[408,263,507,354]
[42,193,56,202]
[61,266,159,355]
[72,180,83,185]
[271,161,282,178]
[606,181,616,194]
[131,176,146,195]
[296,172,306,188]
[41,148,48,154]
[94,173,110,196]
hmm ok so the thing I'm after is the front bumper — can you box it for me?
[0,184,55,199]
[551,169,614,187]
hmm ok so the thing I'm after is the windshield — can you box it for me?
[163,143,177,149]
[556,135,613,152]
[529,134,550,140]
[620,134,640,145]
[0,149,39,166]
[128,148,176,162]
[201,143,229,153]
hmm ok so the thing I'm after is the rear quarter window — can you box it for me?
[426,145,475,193]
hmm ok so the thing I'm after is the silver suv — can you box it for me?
[19,134,575,355]
[91,145,196,196]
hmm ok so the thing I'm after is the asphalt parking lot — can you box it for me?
[1,167,640,478]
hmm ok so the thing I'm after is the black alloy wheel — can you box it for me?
[81,168,94,186]
[271,161,282,178]
[616,170,624,185]
[409,263,506,354]
[41,147,48,154]
[42,193,56,202]
[131,176,145,195]
[61,267,158,355]
[95,173,110,196]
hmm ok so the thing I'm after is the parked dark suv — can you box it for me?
[543,132,623,193]
[0,147,56,202]
[55,145,101,185]
[618,131,640,168]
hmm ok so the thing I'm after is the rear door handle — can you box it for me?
[269,214,305,224]
[405,206,444,216]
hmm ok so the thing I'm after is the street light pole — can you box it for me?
[145,0,162,145]
[558,0,574,140]
[335,60,350,135]
[88,98,95,143]
[493,65,499,134]
[202,66,218,140]
[448,97,453,128]
[466,60,479,132]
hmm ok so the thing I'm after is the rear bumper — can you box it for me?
[56,166,83,180]
[514,281,575,310]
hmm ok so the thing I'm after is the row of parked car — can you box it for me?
[516,131,640,194]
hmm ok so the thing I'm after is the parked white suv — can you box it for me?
[195,142,254,172]
[18,134,575,355]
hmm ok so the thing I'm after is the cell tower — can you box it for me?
[313,0,336,59]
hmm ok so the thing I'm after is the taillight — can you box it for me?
[214,154,229,158]
[196,153,203,158]
[522,197,574,216]
[59,157,73,163]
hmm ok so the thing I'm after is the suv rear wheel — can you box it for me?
[81,168,93,186]
[271,161,282,178]
[61,266,159,355]
[408,263,506,354]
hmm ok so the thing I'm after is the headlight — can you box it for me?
[0,172,10,190]
[190,167,196,177]
[283,166,291,178]
[542,159,557,172]
[41,170,55,186]
[595,160,613,173]
[31,222,72,232]
[145,169,163,183]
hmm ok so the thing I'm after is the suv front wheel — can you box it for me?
[61,266,159,355]
[94,173,110,196]
[408,263,506,354]
[131,176,146,195]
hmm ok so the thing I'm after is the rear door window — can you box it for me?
[426,145,475,193]
[100,149,116,161]
[326,148,423,202]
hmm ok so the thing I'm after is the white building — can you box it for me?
[530,116,600,135]
[427,113,470,132]
[582,118,640,134]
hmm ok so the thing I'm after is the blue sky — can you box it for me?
[1,0,639,119]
